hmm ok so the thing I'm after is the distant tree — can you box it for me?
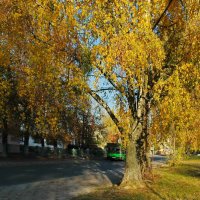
[0,0,90,154]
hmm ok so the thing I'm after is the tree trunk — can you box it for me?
[121,88,149,186]
[121,140,143,186]
[89,89,146,186]
[135,90,152,176]
[40,138,45,156]
[137,131,151,176]
[2,131,8,158]
[41,138,45,148]
[2,119,8,158]
[137,102,151,176]
[24,133,29,155]
[121,121,144,186]
[53,140,57,149]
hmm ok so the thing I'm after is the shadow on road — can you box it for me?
[0,159,125,187]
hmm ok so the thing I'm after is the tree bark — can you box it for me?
[121,140,143,186]
[24,133,29,155]
[41,138,45,148]
[2,119,8,158]
[121,120,144,186]
[2,131,8,158]
[137,130,151,176]
[40,138,45,156]
[137,100,152,176]
[53,140,57,149]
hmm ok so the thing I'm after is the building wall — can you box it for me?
[0,133,64,154]
[22,137,64,149]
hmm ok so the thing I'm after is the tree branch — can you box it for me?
[91,88,116,93]
[89,90,124,133]
[97,64,126,95]
[153,0,174,31]
[179,0,188,21]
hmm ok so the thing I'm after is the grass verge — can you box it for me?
[72,158,200,200]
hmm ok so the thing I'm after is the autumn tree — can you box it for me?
[150,0,200,162]
[0,0,90,153]
[75,0,163,185]
[0,66,12,157]
[75,0,200,186]
[102,113,120,143]
[1,0,199,187]
[151,63,200,163]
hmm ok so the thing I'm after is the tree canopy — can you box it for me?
[0,0,199,186]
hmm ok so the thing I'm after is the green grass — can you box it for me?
[73,158,200,200]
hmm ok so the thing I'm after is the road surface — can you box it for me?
[0,155,166,200]
[0,159,124,200]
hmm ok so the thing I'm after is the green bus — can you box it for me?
[106,143,126,160]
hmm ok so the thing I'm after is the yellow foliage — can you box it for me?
[1,0,200,152]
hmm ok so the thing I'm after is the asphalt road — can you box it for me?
[0,156,166,200]
[0,159,125,200]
